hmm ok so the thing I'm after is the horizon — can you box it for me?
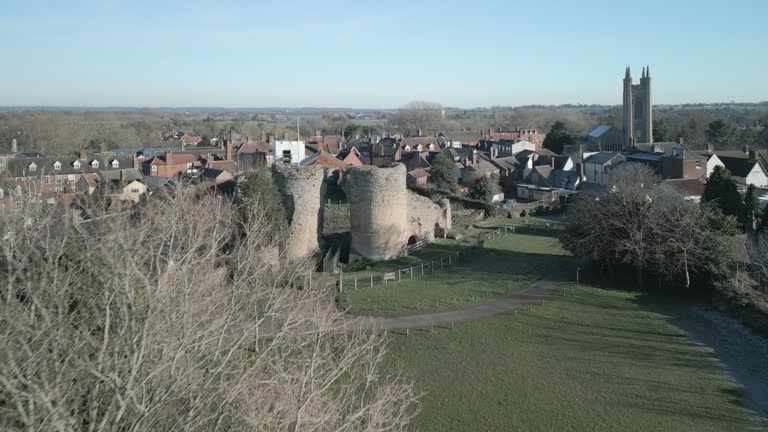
[2,1,767,107]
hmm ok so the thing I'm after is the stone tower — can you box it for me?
[347,165,409,261]
[622,66,653,148]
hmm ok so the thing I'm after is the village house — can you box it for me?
[337,147,365,166]
[660,149,707,179]
[659,178,707,203]
[439,130,482,148]
[308,130,345,155]
[486,127,546,148]
[714,149,768,187]
[583,152,625,184]
[370,138,402,167]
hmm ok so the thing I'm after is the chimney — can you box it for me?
[677,137,684,146]
[219,138,225,150]
[181,139,186,152]
[132,151,139,170]
[80,149,87,160]
[260,130,266,142]
[749,148,757,163]
[417,128,423,137]
[268,134,274,144]
[472,151,478,165]
[707,142,714,154]
[166,150,173,165]
[576,162,585,181]
[315,129,321,137]
[11,138,17,153]
[550,156,555,168]
[226,140,233,161]
[490,147,497,160]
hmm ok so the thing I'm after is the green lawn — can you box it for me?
[384,284,767,431]
[338,232,574,316]
[479,214,569,230]
[345,239,466,276]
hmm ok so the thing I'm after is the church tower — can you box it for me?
[622,66,653,148]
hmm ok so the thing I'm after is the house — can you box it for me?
[113,180,148,203]
[439,130,482,148]
[659,178,706,203]
[180,134,203,147]
[337,147,365,166]
[694,152,725,177]
[407,168,430,188]
[586,125,623,152]
[300,151,350,184]
[478,139,536,157]
[272,140,305,165]
[201,168,234,185]
[370,138,402,167]
[401,136,439,153]
[486,128,546,148]
[715,149,768,187]
[660,149,707,179]
[308,131,344,155]
[583,152,625,184]
[144,152,202,178]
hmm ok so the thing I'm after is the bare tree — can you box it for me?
[0,190,418,431]
[391,101,443,135]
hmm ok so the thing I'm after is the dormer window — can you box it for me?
[28,162,37,173]
[111,160,119,168]
[73,160,81,169]
[90,160,99,169]
[53,161,62,170]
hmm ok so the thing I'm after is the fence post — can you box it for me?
[449,255,452,265]
[398,270,401,282]
[576,267,580,290]
[421,263,424,276]
[354,276,358,290]
[513,224,516,233]
[410,267,413,279]
[370,274,373,288]
[339,271,343,293]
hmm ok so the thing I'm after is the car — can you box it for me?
[498,199,517,208]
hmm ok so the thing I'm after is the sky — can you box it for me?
[1,0,766,108]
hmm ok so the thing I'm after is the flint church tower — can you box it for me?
[622,66,652,148]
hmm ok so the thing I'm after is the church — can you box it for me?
[623,66,653,148]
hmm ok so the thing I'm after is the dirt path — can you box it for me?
[344,273,566,330]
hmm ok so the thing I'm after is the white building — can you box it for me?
[272,141,305,165]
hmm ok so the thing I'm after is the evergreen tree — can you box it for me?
[429,153,457,192]
[542,121,575,155]
[469,176,495,203]
[741,183,760,227]
[702,165,742,218]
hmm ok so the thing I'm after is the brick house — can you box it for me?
[660,149,707,179]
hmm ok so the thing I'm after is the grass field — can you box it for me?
[338,232,574,316]
[479,214,569,229]
[344,239,466,276]
[384,284,767,431]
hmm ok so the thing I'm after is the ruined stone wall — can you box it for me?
[272,165,326,259]
[406,193,452,241]
[347,165,408,261]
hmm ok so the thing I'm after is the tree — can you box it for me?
[653,119,668,142]
[542,121,574,155]
[741,183,760,228]
[469,176,496,203]
[239,169,287,234]
[0,191,418,431]
[429,153,456,192]
[392,101,443,135]
[702,165,742,218]
[562,165,737,289]
[705,119,738,149]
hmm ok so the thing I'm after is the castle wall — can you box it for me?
[272,165,326,259]
[406,192,451,241]
[347,165,408,261]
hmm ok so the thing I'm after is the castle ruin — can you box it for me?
[272,164,326,259]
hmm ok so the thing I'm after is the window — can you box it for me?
[111,160,119,168]
[68,174,76,184]
[91,160,100,169]
[282,150,291,164]
[130,188,140,193]
[15,186,22,196]
[53,161,62,170]
[28,162,37,172]
[55,175,63,185]
[55,187,63,193]
[151,165,158,172]
[696,160,702,169]
[73,160,81,169]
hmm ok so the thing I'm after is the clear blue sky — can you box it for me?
[1,0,766,108]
